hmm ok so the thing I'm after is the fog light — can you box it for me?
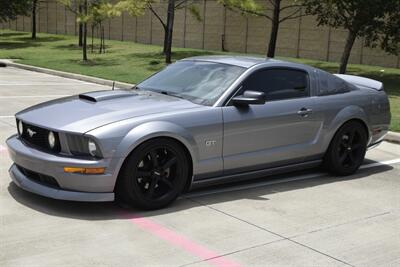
[18,120,23,135]
[48,131,55,149]
[64,167,105,174]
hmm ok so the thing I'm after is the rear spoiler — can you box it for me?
[334,74,383,91]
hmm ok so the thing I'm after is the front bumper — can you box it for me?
[6,135,115,202]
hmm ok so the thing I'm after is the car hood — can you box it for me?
[16,90,201,133]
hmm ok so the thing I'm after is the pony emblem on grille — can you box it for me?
[27,128,36,137]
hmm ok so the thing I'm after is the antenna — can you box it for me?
[112,81,115,90]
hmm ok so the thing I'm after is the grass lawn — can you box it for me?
[0,29,399,132]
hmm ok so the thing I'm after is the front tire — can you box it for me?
[324,121,368,176]
[116,138,189,210]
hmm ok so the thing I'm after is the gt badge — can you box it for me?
[205,140,216,147]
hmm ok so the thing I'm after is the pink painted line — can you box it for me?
[127,215,241,267]
[0,144,7,153]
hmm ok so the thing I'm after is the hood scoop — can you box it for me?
[79,90,137,102]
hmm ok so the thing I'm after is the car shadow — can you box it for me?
[7,161,394,221]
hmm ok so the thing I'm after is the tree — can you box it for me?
[164,0,175,63]
[219,0,306,58]
[82,0,88,61]
[58,0,97,60]
[145,0,201,63]
[58,0,92,60]
[31,0,38,39]
[89,1,135,53]
[89,1,108,53]
[380,2,400,56]
[58,0,145,61]
[0,0,40,40]
[0,0,31,23]
[58,0,196,63]
[303,0,399,74]
[30,0,45,39]
[58,1,84,46]
[78,3,83,46]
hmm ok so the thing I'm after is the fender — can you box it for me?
[323,105,371,150]
[112,121,199,177]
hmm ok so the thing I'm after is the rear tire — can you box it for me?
[324,121,368,176]
[116,138,189,210]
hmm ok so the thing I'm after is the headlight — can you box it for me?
[66,134,102,158]
[88,140,98,157]
[17,120,23,135]
[48,131,55,149]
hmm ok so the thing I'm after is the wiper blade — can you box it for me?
[159,91,185,100]
[143,89,186,100]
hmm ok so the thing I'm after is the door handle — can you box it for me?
[297,107,313,117]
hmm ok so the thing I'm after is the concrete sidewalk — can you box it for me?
[0,59,134,89]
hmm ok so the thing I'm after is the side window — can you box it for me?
[318,71,350,96]
[241,69,309,101]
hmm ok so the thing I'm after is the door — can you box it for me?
[222,68,323,175]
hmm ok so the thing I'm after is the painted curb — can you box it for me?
[385,131,400,144]
[1,60,135,90]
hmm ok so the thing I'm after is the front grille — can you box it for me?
[19,121,61,153]
[17,165,60,189]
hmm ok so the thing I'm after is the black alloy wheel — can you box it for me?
[135,147,179,201]
[337,129,364,168]
[116,138,189,210]
[325,121,368,176]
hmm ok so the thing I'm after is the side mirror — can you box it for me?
[232,90,266,106]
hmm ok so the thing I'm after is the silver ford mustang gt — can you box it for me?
[7,56,391,209]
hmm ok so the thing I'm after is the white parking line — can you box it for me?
[184,158,400,198]
[0,95,70,99]
[0,116,14,118]
[360,158,400,169]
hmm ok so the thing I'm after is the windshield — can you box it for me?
[137,61,245,106]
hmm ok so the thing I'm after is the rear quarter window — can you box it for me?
[318,71,351,96]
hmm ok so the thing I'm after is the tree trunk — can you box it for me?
[31,0,37,39]
[163,25,168,54]
[91,24,94,53]
[83,22,87,61]
[102,26,106,54]
[267,0,281,58]
[99,23,103,54]
[78,4,83,47]
[82,1,88,61]
[79,24,83,47]
[339,30,357,74]
[165,0,175,64]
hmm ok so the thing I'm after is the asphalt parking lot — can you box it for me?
[1,67,399,267]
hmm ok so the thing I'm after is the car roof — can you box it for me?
[181,55,285,68]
